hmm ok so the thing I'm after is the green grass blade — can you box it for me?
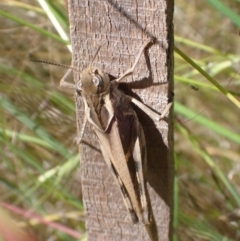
[2,1,44,14]
[176,122,240,205]
[36,0,71,51]
[46,1,69,29]
[173,169,179,241]
[0,9,69,44]
[0,128,53,149]
[175,101,240,144]
[179,212,235,241]
[206,0,240,27]
[0,98,71,157]
[38,154,80,183]
[175,46,240,108]
[175,35,219,54]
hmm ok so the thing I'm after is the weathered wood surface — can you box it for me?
[68,0,174,240]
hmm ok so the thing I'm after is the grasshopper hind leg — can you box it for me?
[133,121,151,224]
[98,141,139,223]
[111,164,139,224]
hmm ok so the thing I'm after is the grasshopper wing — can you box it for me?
[94,84,149,224]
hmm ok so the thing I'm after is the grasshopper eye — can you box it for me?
[92,75,102,87]
[76,81,82,90]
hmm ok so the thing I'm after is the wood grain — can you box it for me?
[68,0,174,240]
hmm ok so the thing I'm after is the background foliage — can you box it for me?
[0,0,240,240]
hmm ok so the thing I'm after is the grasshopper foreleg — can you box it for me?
[60,68,76,89]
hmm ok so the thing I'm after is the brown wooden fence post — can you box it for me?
[68,0,174,240]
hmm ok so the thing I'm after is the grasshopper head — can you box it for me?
[76,67,110,95]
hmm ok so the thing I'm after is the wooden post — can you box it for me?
[68,0,174,240]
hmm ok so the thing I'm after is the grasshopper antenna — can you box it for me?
[88,46,101,70]
[30,59,80,72]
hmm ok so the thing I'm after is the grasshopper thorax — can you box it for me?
[76,67,110,96]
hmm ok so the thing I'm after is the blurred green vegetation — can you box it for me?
[0,0,240,240]
[0,1,84,240]
[175,1,240,240]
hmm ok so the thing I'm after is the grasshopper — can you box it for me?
[32,40,172,224]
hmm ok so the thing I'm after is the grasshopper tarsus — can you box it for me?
[130,210,139,224]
